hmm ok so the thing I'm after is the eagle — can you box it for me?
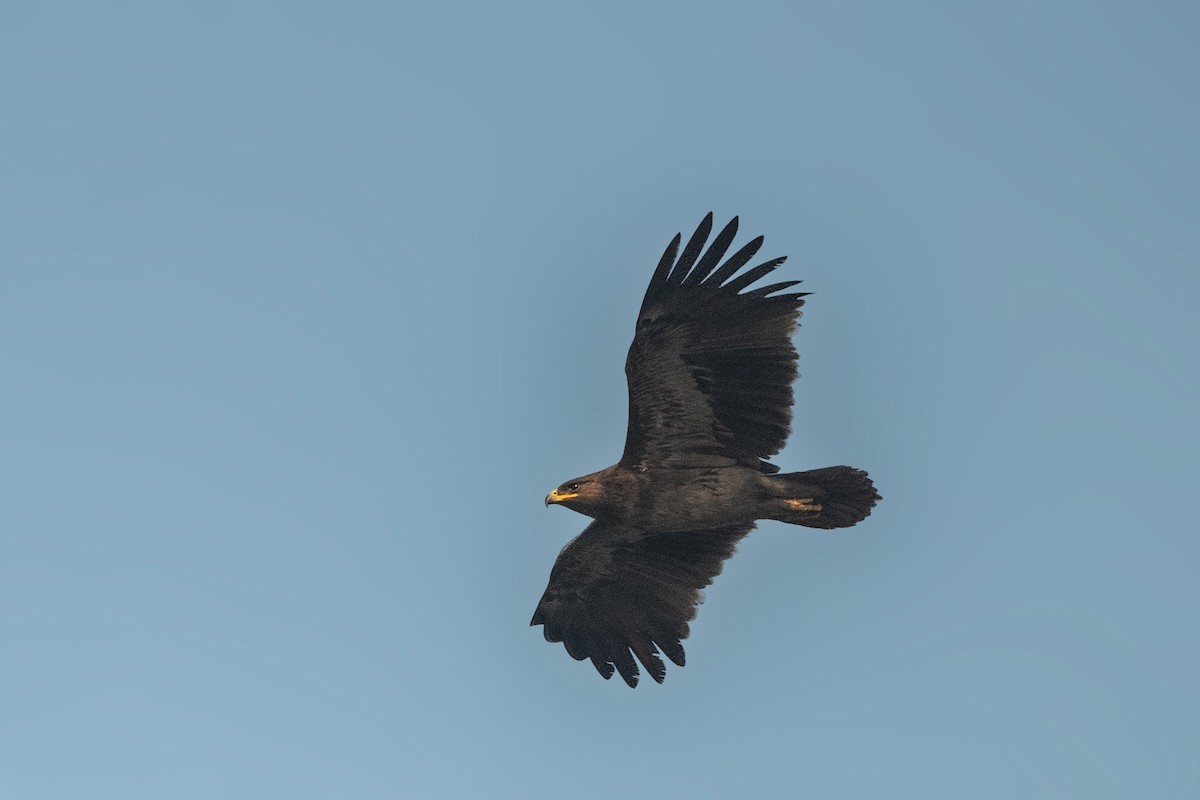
[532,213,880,687]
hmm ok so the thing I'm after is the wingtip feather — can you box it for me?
[683,216,740,286]
[649,232,681,287]
[669,213,714,284]
[722,256,788,293]
[590,656,616,680]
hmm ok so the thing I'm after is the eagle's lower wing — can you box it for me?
[530,521,754,687]
[620,214,808,472]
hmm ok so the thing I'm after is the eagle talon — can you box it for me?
[784,498,822,513]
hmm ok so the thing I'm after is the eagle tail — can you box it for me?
[764,466,880,529]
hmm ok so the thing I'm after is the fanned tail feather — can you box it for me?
[766,466,880,529]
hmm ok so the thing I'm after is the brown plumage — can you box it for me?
[533,213,880,687]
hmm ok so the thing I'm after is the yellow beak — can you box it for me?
[545,489,578,506]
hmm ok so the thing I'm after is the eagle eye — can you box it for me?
[566,482,580,492]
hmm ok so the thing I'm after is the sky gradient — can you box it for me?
[2,2,1198,798]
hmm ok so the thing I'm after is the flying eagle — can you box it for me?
[533,213,880,687]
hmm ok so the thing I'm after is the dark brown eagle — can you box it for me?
[532,213,880,687]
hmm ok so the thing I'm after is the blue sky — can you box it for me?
[2,2,1197,797]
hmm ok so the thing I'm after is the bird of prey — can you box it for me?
[533,213,880,687]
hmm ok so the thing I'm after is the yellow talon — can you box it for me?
[784,498,822,513]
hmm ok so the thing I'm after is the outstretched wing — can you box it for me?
[530,521,753,687]
[621,213,808,472]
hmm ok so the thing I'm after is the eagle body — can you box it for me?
[549,464,769,532]
[533,214,880,687]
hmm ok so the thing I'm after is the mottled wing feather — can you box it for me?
[620,213,809,472]
[530,521,754,687]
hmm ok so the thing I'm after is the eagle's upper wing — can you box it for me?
[530,521,753,687]
[620,213,808,473]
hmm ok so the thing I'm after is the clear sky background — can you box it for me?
[2,2,1197,798]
